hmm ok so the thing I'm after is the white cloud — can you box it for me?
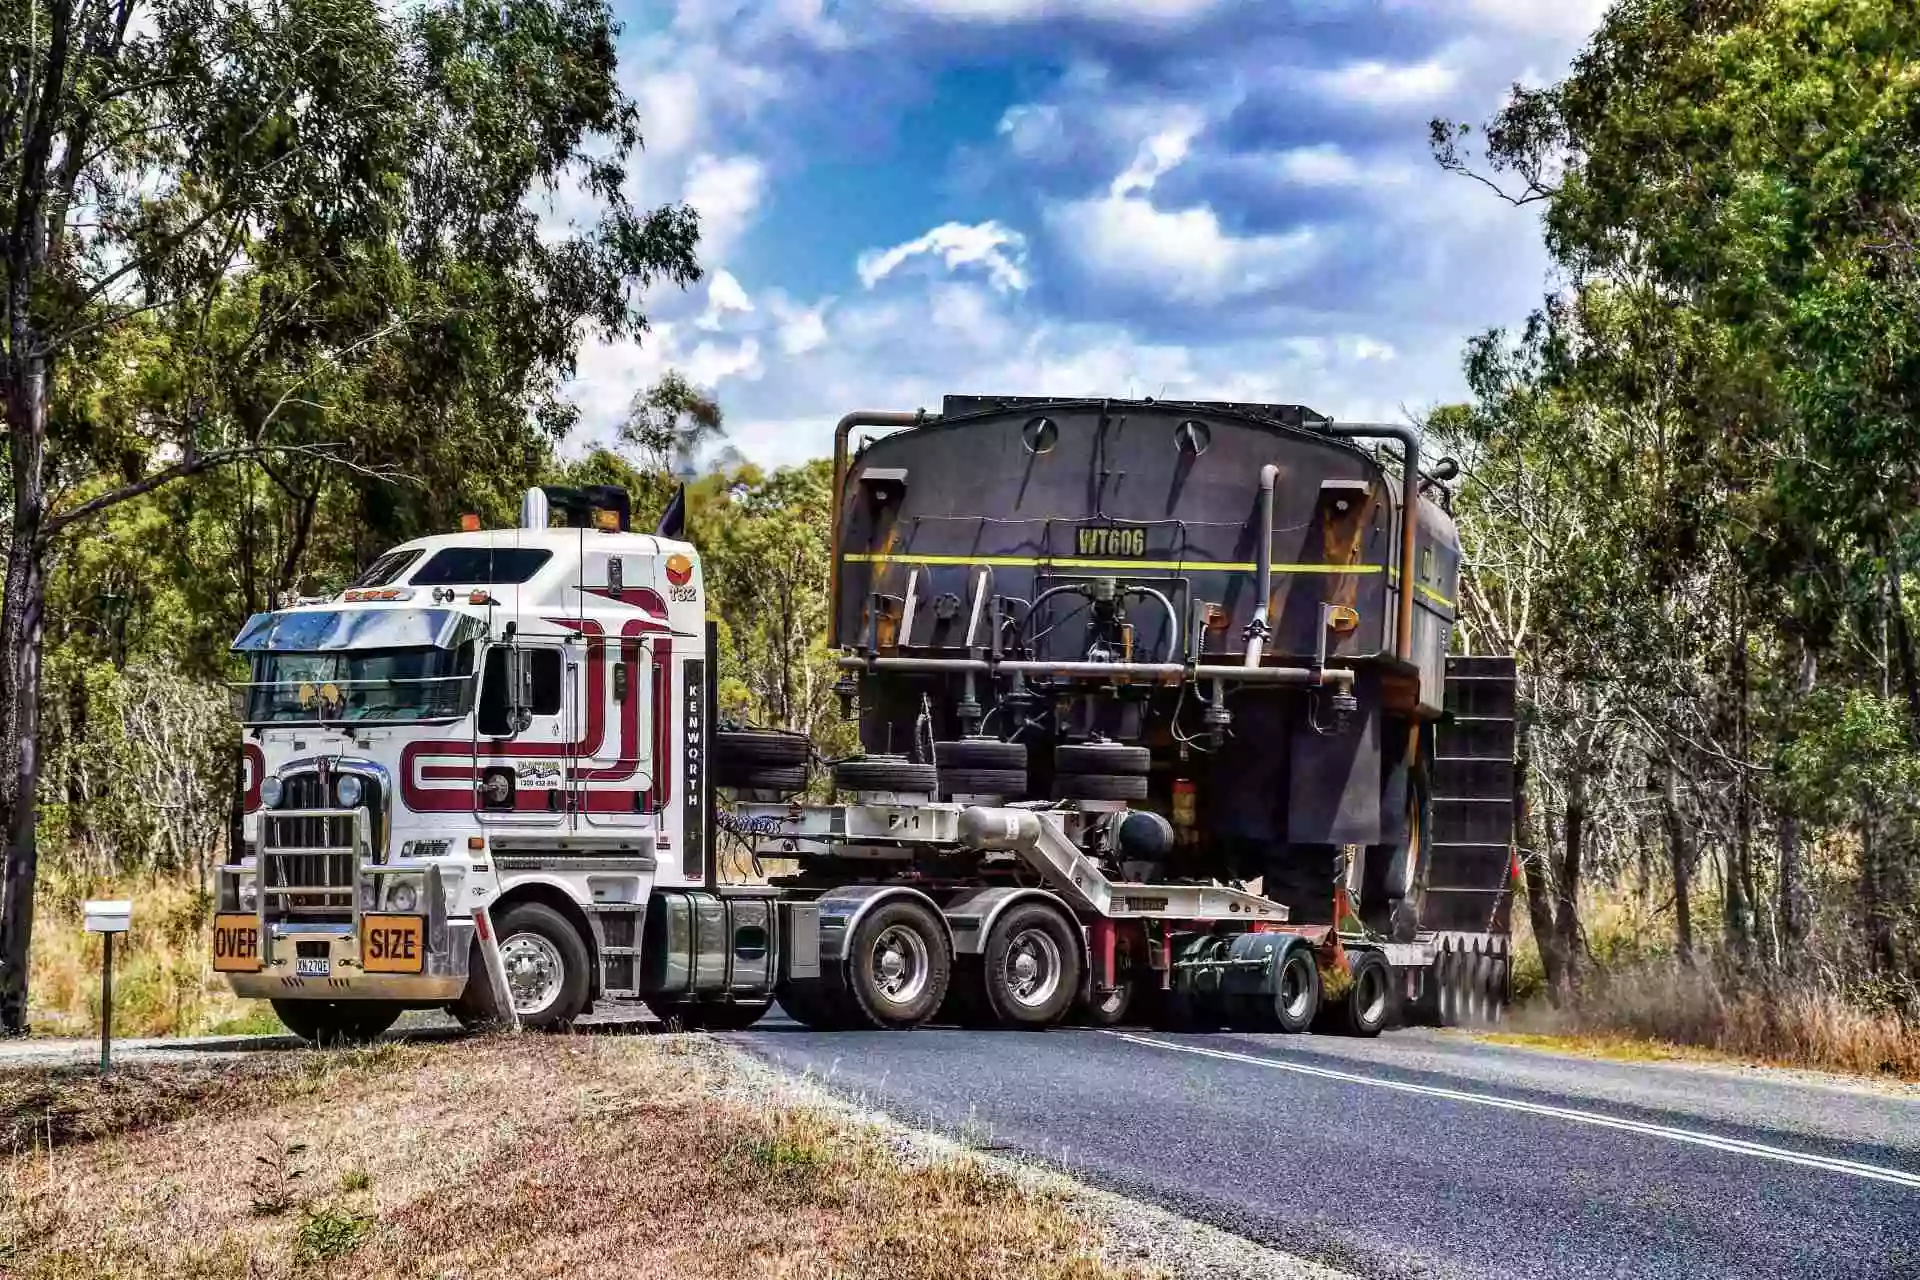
[682,154,766,264]
[883,0,1223,24]
[695,269,755,330]
[1314,56,1462,107]
[1267,143,1417,188]
[856,221,1031,293]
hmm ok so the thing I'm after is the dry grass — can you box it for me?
[28,866,276,1040]
[0,1035,1152,1280]
[1501,958,1920,1082]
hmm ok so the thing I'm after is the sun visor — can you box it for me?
[231,608,488,653]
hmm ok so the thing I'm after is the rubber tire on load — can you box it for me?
[1331,951,1392,1038]
[491,900,592,1031]
[981,901,1083,1029]
[650,999,773,1032]
[832,755,939,793]
[840,897,951,1029]
[935,738,1029,771]
[1055,742,1150,776]
[272,999,402,1047]
[939,768,1029,798]
[725,765,810,793]
[715,728,811,768]
[1239,944,1321,1034]
[1054,773,1149,802]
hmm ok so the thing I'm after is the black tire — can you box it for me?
[1054,772,1148,801]
[1332,952,1392,1037]
[716,728,811,768]
[935,738,1029,771]
[650,999,773,1031]
[1079,979,1135,1026]
[271,999,402,1047]
[1241,944,1321,1034]
[939,767,1029,797]
[721,764,809,792]
[492,900,592,1030]
[981,901,1083,1028]
[1055,742,1150,776]
[840,897,950,1029]
[776,979,858,1030]
[833,755,939,793]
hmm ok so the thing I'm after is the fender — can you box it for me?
[1220,929,1320,998]
[939,886,1075,958]
[814,884,953,965]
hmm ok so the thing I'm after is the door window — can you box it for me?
[477,646,563,736]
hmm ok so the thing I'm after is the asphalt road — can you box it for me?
[734,1013,1920,1280]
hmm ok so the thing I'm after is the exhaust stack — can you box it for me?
[520,486,550,531]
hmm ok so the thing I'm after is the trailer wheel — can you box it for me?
[1332,952,1392,1037]
[271,999,402,1047]
[776,979,857,1030]
[981,901,1082,1028]
[832,755,939,794]
[1240,944,1320,1034]
[651,999,773,1032]
[493,901,591,1030]
[1079,979,1134,1026]
[1053,773,1149,801]
[841,898,950,1029]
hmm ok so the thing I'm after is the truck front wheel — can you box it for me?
[492,901,591,1030]
[272,999,402,1047]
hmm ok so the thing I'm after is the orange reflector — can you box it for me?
[468,836,485,850]
[468,590,495,605]
[459,513,481,532]
[591,507,619,532]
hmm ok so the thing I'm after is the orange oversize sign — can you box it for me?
[360,914,425,974]
[212,913,262,972]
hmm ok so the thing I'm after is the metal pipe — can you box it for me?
[835,653,1355,687]
[1247,463,1280,668]
[829,411,933,642]
[1325,423,1420,663]
[1120,584,1180,664]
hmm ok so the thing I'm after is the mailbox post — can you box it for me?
[82,900,132,1072]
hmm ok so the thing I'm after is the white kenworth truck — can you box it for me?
[215,398,1519,1044]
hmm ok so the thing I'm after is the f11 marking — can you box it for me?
[1102,1031,1920,1189]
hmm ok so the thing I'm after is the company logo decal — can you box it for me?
[665,553,693,586]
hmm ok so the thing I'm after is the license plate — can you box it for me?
[211,914,262,972]
[360,914,426,974]
[295,957,330,977]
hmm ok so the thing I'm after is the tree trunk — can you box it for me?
[1776,643,1815,966]
[0,361,51,1035]
[1889,549,1920,748]
[1515,717,1567,1001]
[1554,761,1585,993]
[1661,759,1694,966]
[1727,592,1754,957]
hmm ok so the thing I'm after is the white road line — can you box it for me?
[1102,1031,1920,1190]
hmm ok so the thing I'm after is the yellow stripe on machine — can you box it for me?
[841,552,1385,574]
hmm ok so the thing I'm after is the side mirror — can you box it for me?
[506,647,535,734]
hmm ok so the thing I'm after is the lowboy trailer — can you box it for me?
[214,396,1518,1043]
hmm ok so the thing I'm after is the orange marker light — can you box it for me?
[459,513,481,532]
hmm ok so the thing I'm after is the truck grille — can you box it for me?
[262,772,364,914]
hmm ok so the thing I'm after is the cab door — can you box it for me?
[580,635,656,828]
[474,639,571,826]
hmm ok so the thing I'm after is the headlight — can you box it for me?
[335,774,364,807]
[260,776,284,808]
[387,880,418,913]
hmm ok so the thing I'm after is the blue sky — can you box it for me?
[561,0,1608,468]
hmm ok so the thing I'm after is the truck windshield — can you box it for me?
[243,643,476,724]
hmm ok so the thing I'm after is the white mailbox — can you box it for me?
[83,899,132,934]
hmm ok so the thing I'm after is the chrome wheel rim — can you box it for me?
[500,932,565,1016]
[1002,927,1063,1009]
[870,924,930,1005]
